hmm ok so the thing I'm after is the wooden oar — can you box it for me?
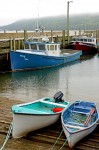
[84,108,95,126]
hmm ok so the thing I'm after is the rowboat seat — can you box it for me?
[66,121,84,127]
[66,124,85,130]
[70,110,89,115]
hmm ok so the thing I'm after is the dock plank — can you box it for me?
[0,97,99,150]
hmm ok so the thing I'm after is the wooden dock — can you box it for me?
[0,97,99,150]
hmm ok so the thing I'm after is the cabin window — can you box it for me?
[31,44,37,50]
[58,45,60,50]
[47,45,50,50]
[84,39,87,42]
[75,38,78,41]
[39,45,46,50]
[55,45,57,50]
[50,45,54,50]
[88,39,92,42]
[79,39,83,42]
[24,44,29,49]
[72,38,76,41]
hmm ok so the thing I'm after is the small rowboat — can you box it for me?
[12,91,69,138]
[61,101,99,148]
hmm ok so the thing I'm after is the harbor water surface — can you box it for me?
[0,54,99,106]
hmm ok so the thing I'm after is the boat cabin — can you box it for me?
[24,41,61,56]
[72,36,97,45]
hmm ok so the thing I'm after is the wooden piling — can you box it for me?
[62,30,66,48]
[24,30,27,41]
[10,37,12,50]
[51,30,53,42]
[13,38,15,51]
[17,40,20,49]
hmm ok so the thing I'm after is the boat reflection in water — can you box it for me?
[0,54,99,105]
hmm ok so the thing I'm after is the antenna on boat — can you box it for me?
[35,0,40,32]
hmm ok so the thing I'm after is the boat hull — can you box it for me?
[12,113,60,138]
[10,50,82,71]
[66,42,97,54]
[12,96,69,138]
[61,101,99,148]
[62,123,97,148]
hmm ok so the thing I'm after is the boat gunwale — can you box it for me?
[10,49,82,59]
[61,101,99,134]
[12,98,69,115]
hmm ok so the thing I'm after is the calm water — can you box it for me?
[0,54,99,106]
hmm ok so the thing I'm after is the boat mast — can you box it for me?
[35,0,40,32]
[67,1,73,44]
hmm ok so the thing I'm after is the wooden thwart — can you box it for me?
[84,108,95,126]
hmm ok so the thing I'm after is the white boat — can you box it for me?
[61,101,99,148]
[12,91,69,138]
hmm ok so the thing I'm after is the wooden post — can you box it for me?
[18,40,20,49]
[75,31,76,36]
[13,38,16,51]
[10,37,12,50]
[24,30,27,41]
[79,30,81,36]
[55,35,58,42]
[21,39,24,49]
[51,30,53,42]
[62,30,65,48]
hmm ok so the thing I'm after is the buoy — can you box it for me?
[52,107,64,113]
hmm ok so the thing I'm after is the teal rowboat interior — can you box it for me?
[12,98,69,115]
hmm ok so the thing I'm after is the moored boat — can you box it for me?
[10,36,82,71]
[61,101,99,148]
[12,91,69,138]
[65,36,98,54]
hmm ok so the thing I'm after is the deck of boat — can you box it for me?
[61,49,80,54]
[0,98,99,150]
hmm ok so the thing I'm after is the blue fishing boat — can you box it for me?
[10,36,82,71]
[61,101,99,148]
[12,91,69,138]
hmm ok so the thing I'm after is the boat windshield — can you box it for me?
[31,44,37,50]
[47,44,60,51]
[38,44,46,50]
[24,44,29,49]
[72,37,94,43]
[24,43,37,50]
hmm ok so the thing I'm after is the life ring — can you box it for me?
[52,107,64,113]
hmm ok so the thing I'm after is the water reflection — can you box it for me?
[0,54,99,105]
[0,60,79,101]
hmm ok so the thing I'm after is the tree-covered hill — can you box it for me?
[1,13,99,31]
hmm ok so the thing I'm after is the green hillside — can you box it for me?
[1,13,99,31]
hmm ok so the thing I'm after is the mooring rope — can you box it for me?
[50,129,64,150]
[0,121,13,150]
[50,128,69,150]
[59,138,68,150]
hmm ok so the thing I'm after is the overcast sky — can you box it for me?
[0,0,99,26]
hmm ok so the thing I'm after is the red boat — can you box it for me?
[66,36,98,54]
